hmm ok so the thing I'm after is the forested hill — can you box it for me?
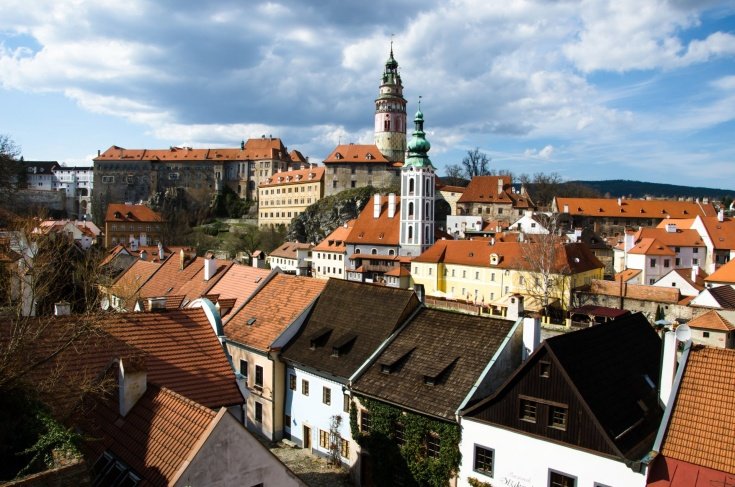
[569,179,735,200]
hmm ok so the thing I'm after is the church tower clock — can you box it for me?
[374,45,407,163]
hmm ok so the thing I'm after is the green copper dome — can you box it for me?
[404,107,434,169]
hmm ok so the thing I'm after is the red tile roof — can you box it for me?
[706,258,735,284]
[102,309,243,408]
[588,279,682,304]
[289,149,307,163]
[137,253,227,301]
[105,204,163,223]
[95,138,289,163]
[555,197,717,218]
[269,241,314,259]
[687,310,735,331]
[346,195,401,246]
[175,259,232,304]
[628,237,676,256]
[260,166,324,187]
[84,384,218,487]
[413,239,603,274]
[202,264,271,322]
[634,227,705,248]
[322,144,391,164]
[661,346,735,474]
[699,216,735,250]
[109,259,162,308]
[225,274,326,352]
[457,176,534,208]
[313,220,355,252]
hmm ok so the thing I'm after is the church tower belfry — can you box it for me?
[374,44,407,163]
[399,101,435,257]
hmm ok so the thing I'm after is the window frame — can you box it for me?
[254,401,263,423]
[473,444,495,477]
[519,397,538,423]
[254,365,264,390]
[322,386,331,406]
[548,469,577,487]
[302,379,310,396]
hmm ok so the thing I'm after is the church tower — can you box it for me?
[399,104,435,257]
[374,45,407,163]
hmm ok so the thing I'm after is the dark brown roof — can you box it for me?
[464,313,663,462]
[707,285,735,309]
[281,280,420,379]
[352,308,516,420]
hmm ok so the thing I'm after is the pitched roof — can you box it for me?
[706,285,735,309]
[352,308,515,420]
[588,279,682,304]
[202,264,270,321]
[696,216,735,250]
[105,204,163,223]
[260,166,324,187]
[628,237,676,256]
[706,258,735,284]
[289,149,307,163]
[225,274,326,351]
[322,144,391,164]
[670,268,708,291]
[101,309,243,408]
[687,310,735,331]
[281,280,420,379]
[464,313,663,462]
[458,176,534,209]
[345,195,401,246]
[634,227,705,248]
[313,220,355,252]
[413,239,603,274]
[109,259,162,308]
[84,384,219,487]
[269,241,314,259]
[660,346,735,474]
[615,268,642,283]
[555,197,717,219]
[174,259,232,304]
[137,253,224,300]
[95,138,289,163]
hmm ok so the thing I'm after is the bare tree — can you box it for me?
[461,148,491,178]
[328,414,343,467]
[0,135,23,209]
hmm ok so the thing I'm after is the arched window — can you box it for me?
[388,249,395,256]
[408,226,413,242]
[425,225,430,242]
[408,202,414,218]
[371,248,377,255]
[425,202,431,217]
[409,178,415,195]
[425,178,431,195]
[384,119,391,131]
[355,249,361,254]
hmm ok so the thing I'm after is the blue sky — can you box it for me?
[0,0,734,188]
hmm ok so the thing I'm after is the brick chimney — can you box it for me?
[179,248,186,270]
[118,356,146,417]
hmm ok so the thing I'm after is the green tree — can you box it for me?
[0,135,23,209]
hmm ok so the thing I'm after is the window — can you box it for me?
[302,379,310,396]
[474,445,494,477]
[703,331,710,338]
[323,386,331,405]
[239,359,248,380]
[548,405,568,430]
[693,247,699,253]
[343,394,350,413]
[360,410,371,433]
[102,175,114,183]
[520,399,537,422]
[319,429,329,448]
[693,258,699,265]
[255,365,263,389]
[549,470,576,487]
[540,361,551,378]
[650,258,657,268]
[341,438,350,458]
[676,258,681,266]
[255,402,263,422]
[289,374,296,391]
[664,259,670,268]
[425,433,441,458]
[394,421,405,446]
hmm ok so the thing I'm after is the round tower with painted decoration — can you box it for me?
[374,44,407,163]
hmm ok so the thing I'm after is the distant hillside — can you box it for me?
[569,179,735,200]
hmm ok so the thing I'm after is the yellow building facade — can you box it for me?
[258,166,325,227]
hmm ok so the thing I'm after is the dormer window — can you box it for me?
[378,346,414,375]
[422,356,458,386]
[331,333,357,357]
[309,327,332,350]
[335,152,343,159]
[366,153,373,160]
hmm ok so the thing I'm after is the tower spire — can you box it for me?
[374,43,407,163]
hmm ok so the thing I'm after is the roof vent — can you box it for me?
[247,318,256,326]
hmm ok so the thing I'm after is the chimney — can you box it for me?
[54,301,71,316]
[507,294,524,321]
[240,140,245,150]
[204,255,217,281]
[497,178,503,195]
[158,242,164,260]
[373,193,381,219]
[563,204,569,214]
[718,208,725,222]
[118,356,146,417]
[388,193,396,219]
[624,232,635,252]
[179,248,186,270]
[659,330,677,406]
[490,237,495,246]
[691,265,699,282]
[617,197,622,206]
[140,249,148,260]
[665,223,677,233]
[97,149,100,156]
[522,314,541,361]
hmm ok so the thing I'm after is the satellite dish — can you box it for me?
[101,297,110,311]
[675,324,692,342]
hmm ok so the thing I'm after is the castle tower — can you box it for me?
[399,104,435,257]
[374,45,407,163]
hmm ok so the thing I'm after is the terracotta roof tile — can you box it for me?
[102,309,243,408]
[346,195,401,246]
[556,197,717,219]
[269,241,314,259]
[457,175,530,208]
[352,308,515,420]
[137,253,227,301]
[203,264,270,321]
[589,279,681,303]
[628,237,677,256]
[322,144,391,164]
[110,260,162,309]
[225,274,326,352]
[687,310,735,331]
[313,220,355,252]
[706,258,735,284]
[95,138,289,163]
[615,268,642,282]
[661,346,735,474]
[696,216,735,250]
[260,166,325,187]
[289,149,307,163]
[105,204,162,223]
[634,227,705,248]
[84,384,217,487]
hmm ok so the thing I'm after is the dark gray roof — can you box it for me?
[281,279,420,379]
[709,285,735,309]
[352,308,516,420]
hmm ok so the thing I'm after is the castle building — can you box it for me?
[258,166,325,227]
[322,47,406,196]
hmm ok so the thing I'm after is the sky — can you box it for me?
[1,0,734,189]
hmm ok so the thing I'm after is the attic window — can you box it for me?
[309,327,332,350]
[366,153,373,160]
[114,211,122,219]
[378,345,414,375]
[247,318,256,326]
[335,153,342,159]
[640,209,645,213]
[423,356,458,386]
[331,333,357,357]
